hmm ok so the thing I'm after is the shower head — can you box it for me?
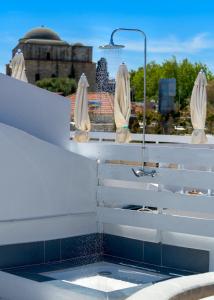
[99,29,126,49]
[99,41,125,49]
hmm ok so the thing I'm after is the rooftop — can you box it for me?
[70,92,114,116]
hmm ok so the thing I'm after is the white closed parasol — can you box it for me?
[9,49,28,82]
[114,63,131,143]
[190,70,207,144]
[74,73,91,142]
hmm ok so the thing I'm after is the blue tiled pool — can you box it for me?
[41,261,170,298]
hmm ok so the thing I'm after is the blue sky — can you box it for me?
[1,0,214,77]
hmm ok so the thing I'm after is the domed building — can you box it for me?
[6,27,96,90]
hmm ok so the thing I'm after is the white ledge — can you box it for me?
[127,272,214,300]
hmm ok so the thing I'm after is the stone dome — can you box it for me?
[73,42,84,46]
[22,27,61,41]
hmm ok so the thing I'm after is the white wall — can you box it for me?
[0,123,97,244]
[0,214,97,245]
[0,271,106,300]
[0,74,70,149]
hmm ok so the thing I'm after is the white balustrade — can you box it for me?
[85,141,214,241]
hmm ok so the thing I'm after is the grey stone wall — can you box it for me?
[12,43,92,62]
[8,42,96,91]
[24,60,96,90]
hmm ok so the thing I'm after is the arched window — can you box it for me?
[46,52,51,60]
[35,73,40,81]
[69,64,75,79]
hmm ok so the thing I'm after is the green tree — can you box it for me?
[206,103,214,134]
[147,61,162,100]
[177,60,213,108]
[131,67,144,100]
[130,57,214,108]
[36,77,77,96]
[161,56,178,79]
[130,62,162,101]
[136,109,162,134]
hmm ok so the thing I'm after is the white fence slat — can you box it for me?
[99,178,151,190]
[97,207,214,238]
[98,163,214,190]
[97,186,214,214]
[70,143,214,168]
[147,146,214,168]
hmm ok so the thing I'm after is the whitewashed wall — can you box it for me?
[0,74,70,149]
[0,123,97,244]
[0,271,105,300]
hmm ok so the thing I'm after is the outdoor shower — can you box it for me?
[99,28,157,177]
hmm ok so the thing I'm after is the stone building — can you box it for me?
[6,27,96,90]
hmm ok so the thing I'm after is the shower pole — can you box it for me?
[108,28,147,152]
[100,29,156,176]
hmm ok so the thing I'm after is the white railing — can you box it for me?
[70,131,214,144]
[70,141,214,166]
[93,143,214,240]
[69,134,214,242]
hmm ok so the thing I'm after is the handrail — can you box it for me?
[70,131,214,144]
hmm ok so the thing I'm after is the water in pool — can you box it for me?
[42,261,170,299]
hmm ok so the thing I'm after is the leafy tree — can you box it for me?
[146,62,162,100]
[207,114,214,133]
[130,67,144,101]
[161,56,178,79]
[207,80,214,105]
[206,103,214,134]
[130,57,214,108]
[177,60,213,108]
[130,62,162,101]
[136,109,162,134]
[36,77,77,96]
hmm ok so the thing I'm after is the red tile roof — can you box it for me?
[70,92,114,116]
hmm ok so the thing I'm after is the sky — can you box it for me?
[1,0,214,77]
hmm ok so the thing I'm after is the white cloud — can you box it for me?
[65,31,214,57]
[123,33,214,54]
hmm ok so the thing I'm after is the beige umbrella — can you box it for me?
[114,63,131,143]
[190,70,207,144]
[9,49,28,82]
[74,73,91,142]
